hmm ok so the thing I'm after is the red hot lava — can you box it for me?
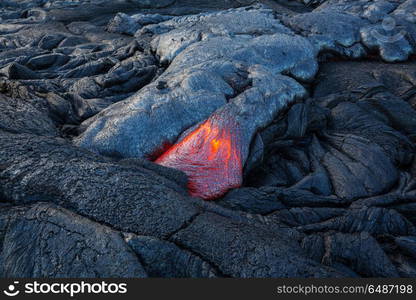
[155,117,243,200]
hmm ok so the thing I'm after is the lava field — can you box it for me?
[0,0,416,278]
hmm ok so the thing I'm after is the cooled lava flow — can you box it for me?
[155,115,243,200]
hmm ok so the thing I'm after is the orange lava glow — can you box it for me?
[155,118,243,200]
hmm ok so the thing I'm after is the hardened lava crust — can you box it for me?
[0,0,415,278]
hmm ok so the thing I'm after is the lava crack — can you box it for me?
[156,116,243,200]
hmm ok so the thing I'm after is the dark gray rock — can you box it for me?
[298,207,416,236]
[247,59,415,203]
[217,187,286,214]
[0,131,199,238]
[395,236,416,259]
[171,212,344,277]
[0,63,40,80]
[0,203,147,277]
[125,234,218,278]
[313,61,416,100]
[0,93,58,136]
[269,207,346,227]
[301,232,399,277]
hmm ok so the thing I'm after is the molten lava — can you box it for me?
[155,117,243,200]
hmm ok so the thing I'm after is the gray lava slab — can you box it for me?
[0,202,147,277]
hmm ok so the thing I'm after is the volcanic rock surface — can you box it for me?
[0,0,416,278]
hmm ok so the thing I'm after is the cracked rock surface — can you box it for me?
[0,0,416,278]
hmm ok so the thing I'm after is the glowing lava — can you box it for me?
[155,117,243,200]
